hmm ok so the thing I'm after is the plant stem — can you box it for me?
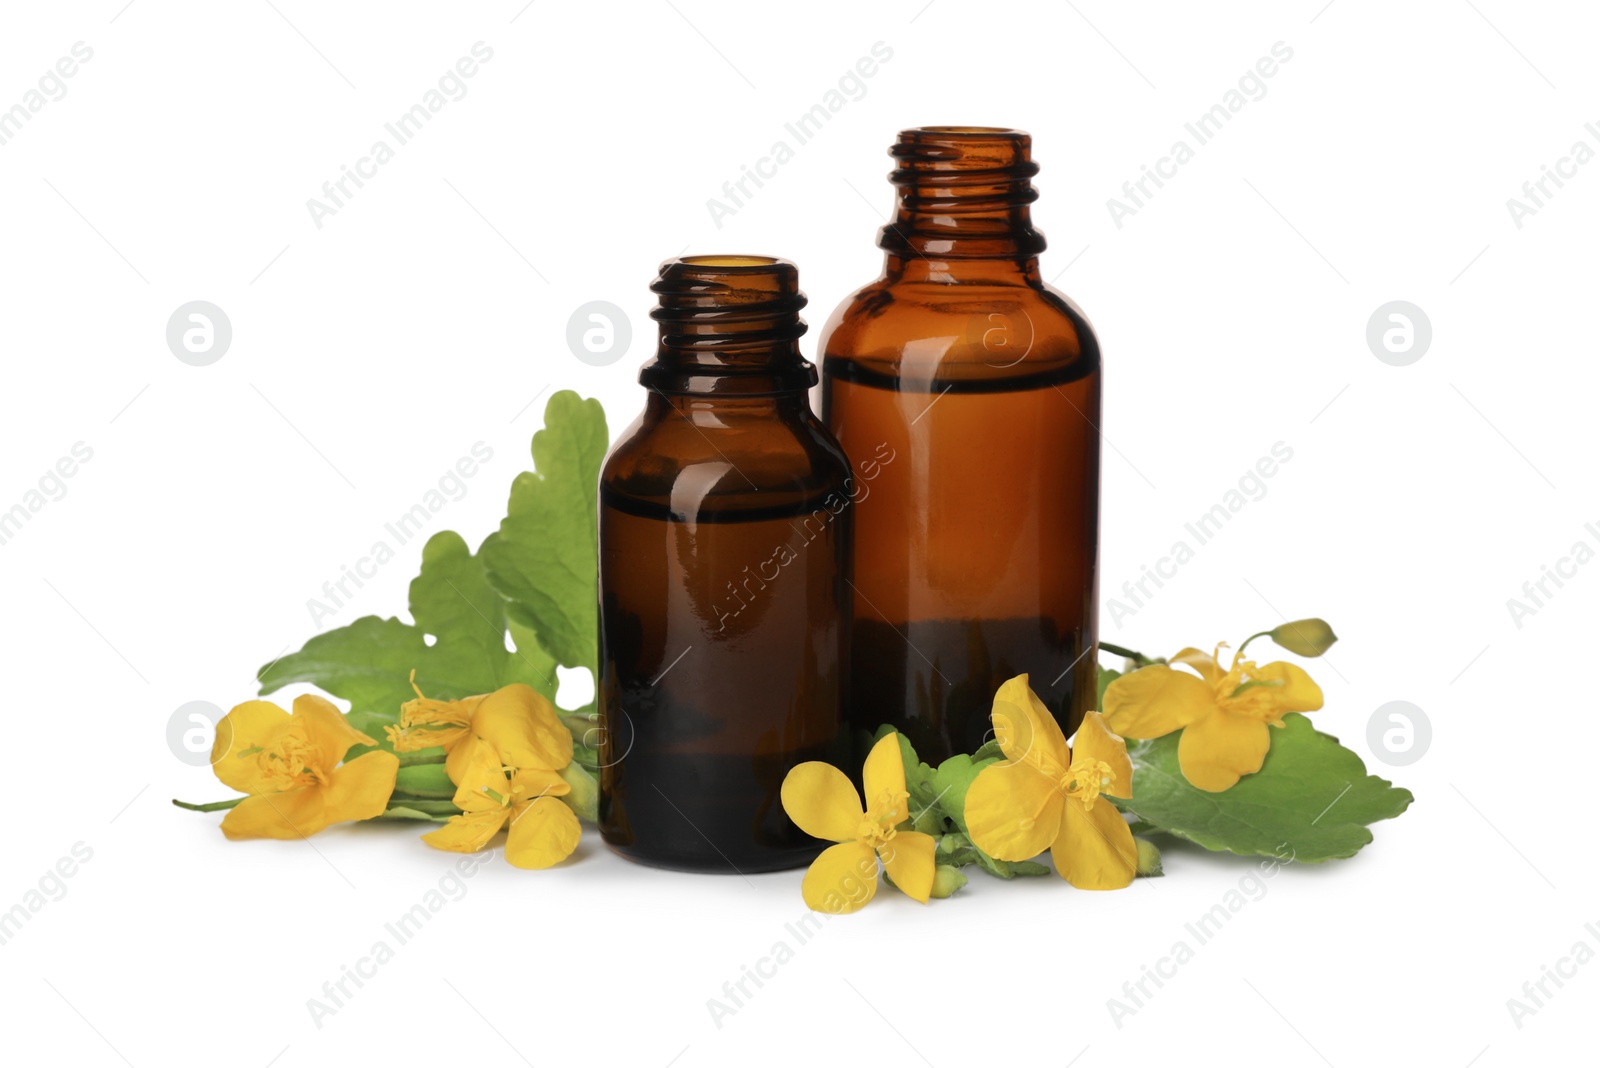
[174,795,461,817]
[1236,630,1273,656]
[384,799,462,817]
[1100,641,1153,667]
[171,797,244,812]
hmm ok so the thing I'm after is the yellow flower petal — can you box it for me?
[211,700,292,794]
[990,674,1069,770]
[1170,646,1224,685]
[446,740,512,812]
[445,731,492,785]
[801,840,879,914]
[963,758,1063,862]
[510,766,571,803]
[862,732,907,809]
[421,808,509,853]
[781,761,865,842]
[293,693,378,764]
[505,795,582,869]
[321,750,400,824]
[472,684,573,771]
[1250,661,1324,717]
[220,786,328,840]
[1103,663,1216,739]
[1177,709,1272,791]
[1052,799,1137,890]
[880,830,936,904]
[1070,712,1134,800]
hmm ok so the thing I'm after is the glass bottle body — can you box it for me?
[598,257,852,873]
[819,128,1101,763]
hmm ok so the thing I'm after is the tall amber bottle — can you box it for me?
[820,127,1101,763]
[598,256,852,873]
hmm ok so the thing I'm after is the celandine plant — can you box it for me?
[176,391,1414,907]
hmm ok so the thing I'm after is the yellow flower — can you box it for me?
[211,695,399,840]
[1103,645,1323,792]
[780,733,936,914]
[388,677,572,785]
[422,742,581,869]
[963,675,1137,890]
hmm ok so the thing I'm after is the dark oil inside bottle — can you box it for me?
[825,360,1099,761]
[599,489,846,872]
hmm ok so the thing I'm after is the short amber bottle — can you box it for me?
[820,127,1101,763]
[598,256,852,873]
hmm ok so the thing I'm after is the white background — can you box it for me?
[1,1,1594,1065]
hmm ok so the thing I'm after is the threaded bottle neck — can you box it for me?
[640,256,816,395]
[879,126,1047,261]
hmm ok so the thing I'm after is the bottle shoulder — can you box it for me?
[601,404,852,517]
[818,275,1099,385]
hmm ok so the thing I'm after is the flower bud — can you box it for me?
[558,763,599,823]
[1269,618,1338,657]
[1135,837,1163,878]
[929,864,968,899]
[394,762,456,799]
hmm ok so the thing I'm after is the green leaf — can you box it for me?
[929,753,997,835]
[347,708,402,750]
[1116,713,1414,862]
[481,391,609,674]
[971,738,1005,763]
[974,851,1049,879]
[258,530,560,749]
[886,731,944,834]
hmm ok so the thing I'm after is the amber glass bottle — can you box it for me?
[820,127,1101,764]
[598,256,852,873]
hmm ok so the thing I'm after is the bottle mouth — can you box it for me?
[650,255,807,328]
[912,125,1028,137]
[880,127,1045,258]
[642,255,815,395]
[890,126,1039,184]
[677,254,783,269]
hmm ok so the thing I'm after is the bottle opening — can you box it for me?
[651,256,805,319]
[679,255,782,269]
[891,126,1038,178]
[912,125,1026,137]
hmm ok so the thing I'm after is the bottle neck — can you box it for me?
[640,256,815,396]
[878,126,1047,266]
[644,391,810,419]
[882,254,1044,286]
